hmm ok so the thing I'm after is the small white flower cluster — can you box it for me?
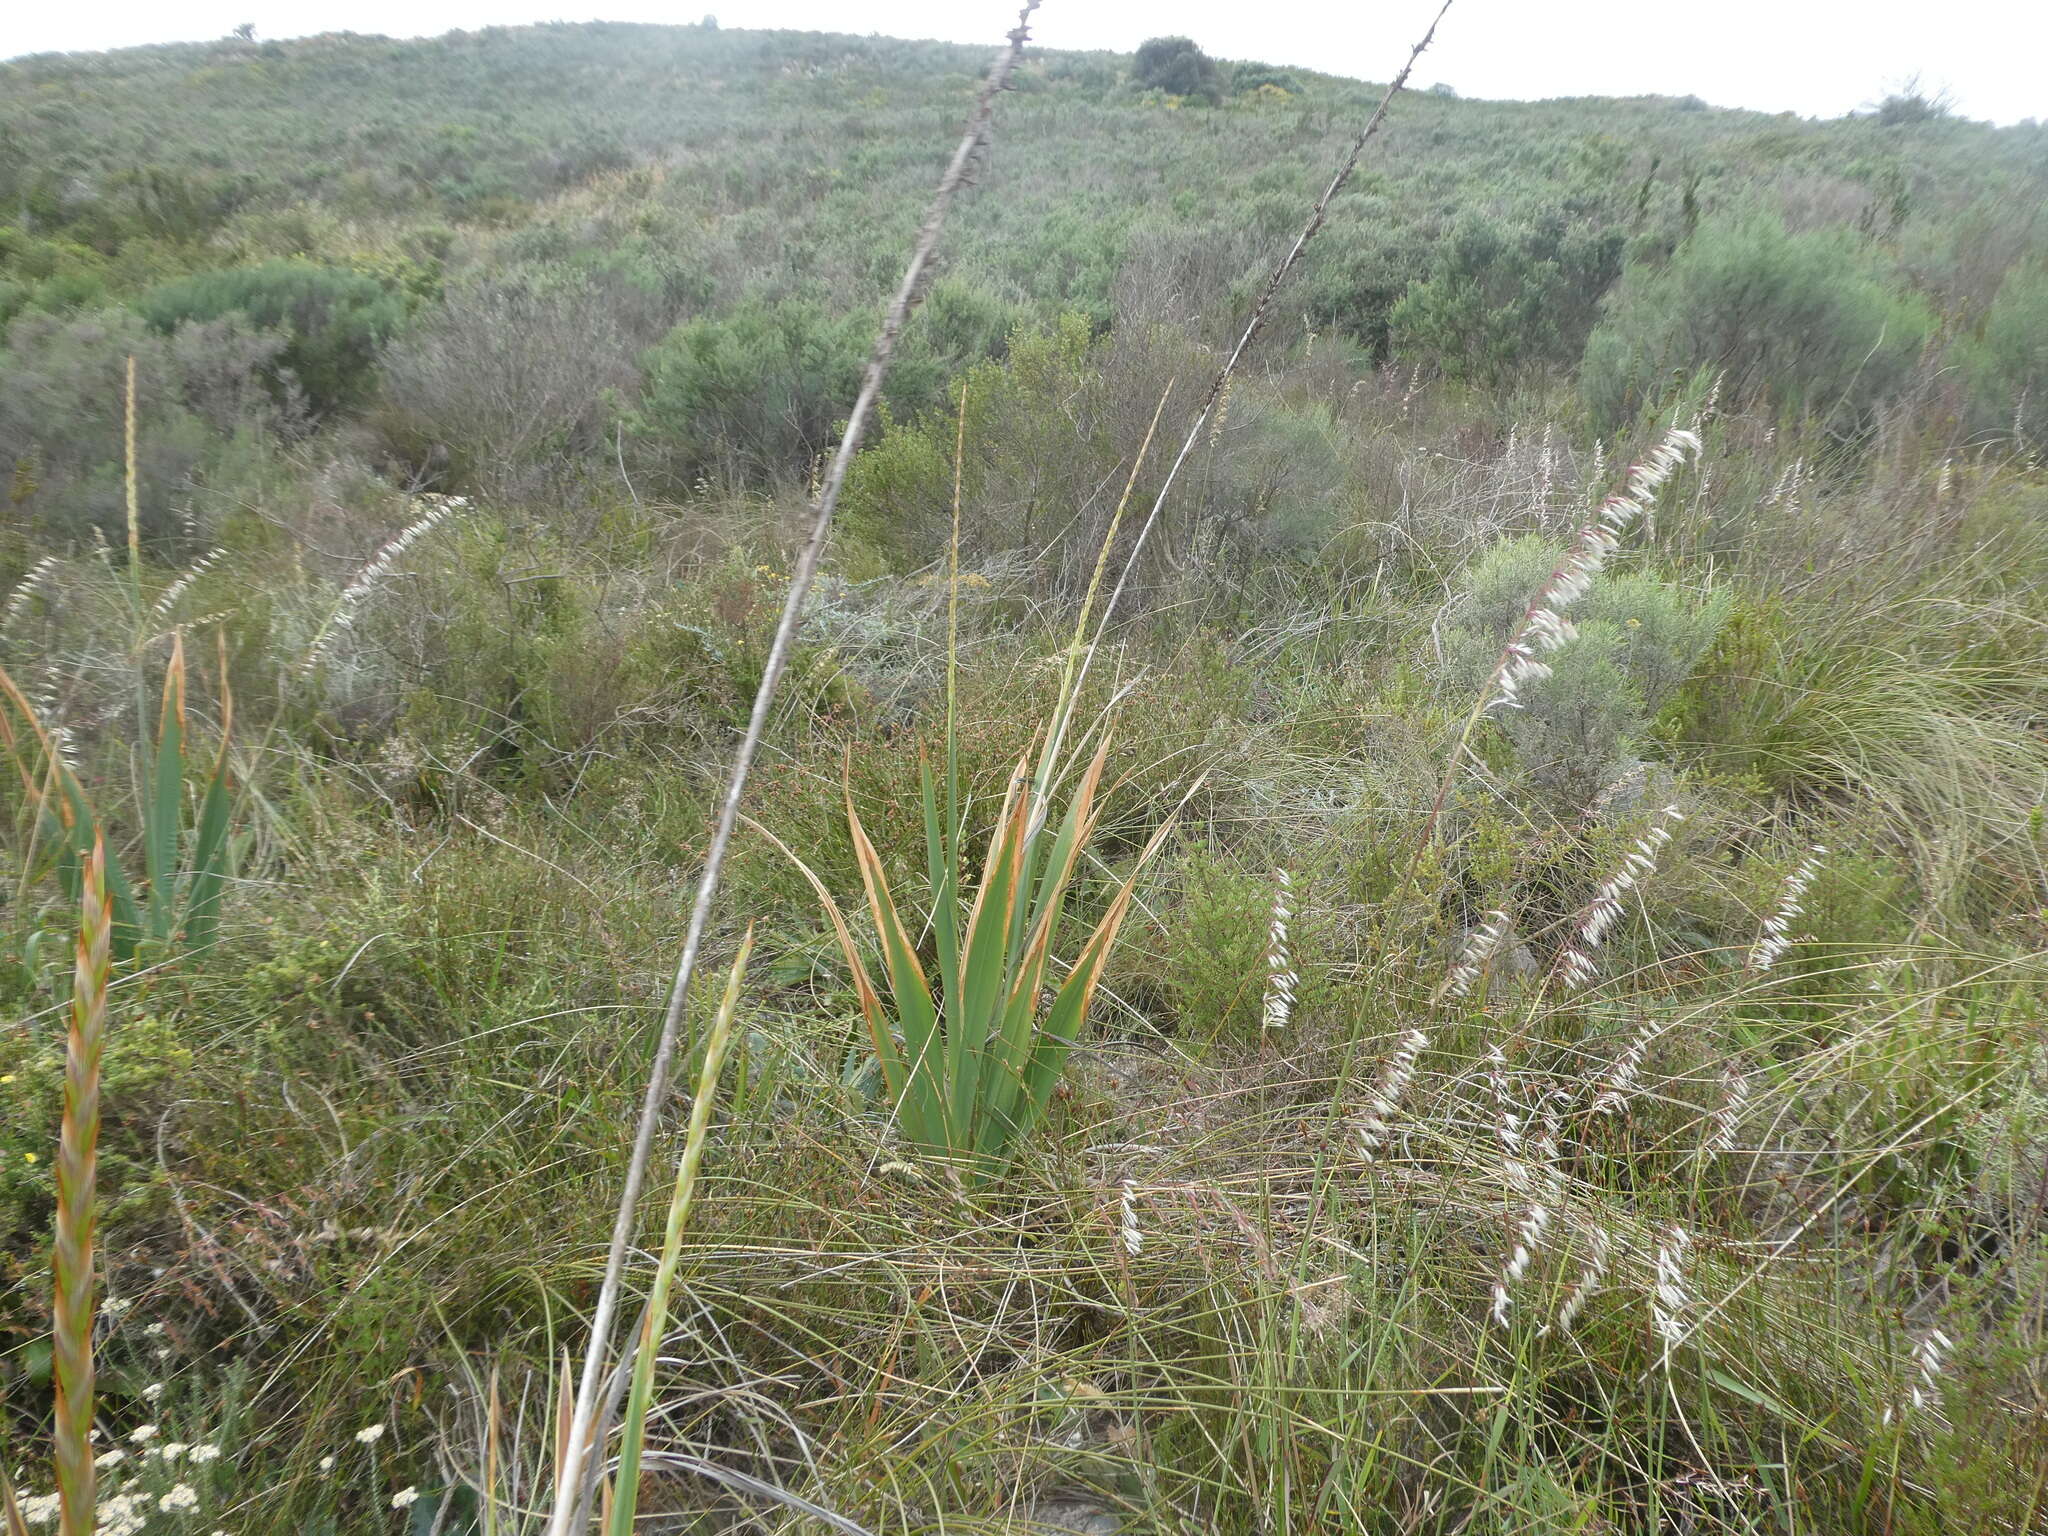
[355,1422,387,1445]
[1590,1019,1671,1117]
[1443,909,1511,999]
[1260,869,1297,1032]
[1747,845,1826,975]
[19,1489,159,1536]
[1556,806,1684,992]
[1651,1225,1691,1357]
[1356,1029,1428,1163]
[391,1487,421,1510]
[98,1491,154,1536]
[1549,1226,1614,1335]
[1484,428,1702,717]
[1118,1179,1142,1257]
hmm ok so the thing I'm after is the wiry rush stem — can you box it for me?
[544,10,1041,1529]
[54,836,111,1536]
[124,356,140,601]
[1067,1,1450,708]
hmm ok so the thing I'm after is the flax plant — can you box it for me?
[765,730,1187,1181]
[0,634,234,964]
[759,376,1191,1180]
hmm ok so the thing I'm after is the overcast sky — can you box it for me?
[8,1,2044,126]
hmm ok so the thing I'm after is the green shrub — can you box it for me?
[0,306,285,544]
[1391,212,1624,387]
[1963,259,2048,450]
[842,311,1099,568]
[138,259,406,416]
[635,293,871,482]
[1581,217,1935,433]
[1132,36,1221,103]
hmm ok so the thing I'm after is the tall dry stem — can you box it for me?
[54,835,110,1536]
[123,356,140,598]
[544,9,1041,1527]
[1067,0,1450,707]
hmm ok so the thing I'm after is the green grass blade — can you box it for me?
[608,927,753,1536]
[951,774,1030,1153]
[919,756,961,1040]
[144,635,188,942]
[182,769,233,955]
[847,799,949,1151]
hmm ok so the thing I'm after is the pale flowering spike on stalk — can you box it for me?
[1477,427,1700,718]
[1118,1179,1142,1257]
[1706,1060,1751,1156]
[1261,868,1297,1032]
[302,501,464,672]
[1356,1029,1428,1162]
[1553,806,1684,994]
[1443,909,1510,998]
[1531,1090,1565,1203]
[1590,1019,1671,1117]
[1651,1225,1691,1360]
[1489,1202,1552,1327]
[1,554,62,637]
[1490,1089,1566,1326]
[1487,1045,1529,1190]
[1547,1226,1614,1335]
[1906,1327,1954,1416]
[1746,844,1826,976]
[148,547,225,623]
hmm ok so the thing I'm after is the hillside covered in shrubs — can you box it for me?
[3,18,2048,1536]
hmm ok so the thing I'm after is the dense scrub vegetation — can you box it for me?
[3,19,2048,1535]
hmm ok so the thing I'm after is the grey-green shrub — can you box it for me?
[0,307,286,545]
[1450,535,1727,809]
[1581,216,1935,433]
[1390,212,1623,387]
[138,259,407,418]
[1963,259,2048,450]
[635,293,872,483]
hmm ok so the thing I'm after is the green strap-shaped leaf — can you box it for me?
[144,637,189,941]
[847,798,950,1153]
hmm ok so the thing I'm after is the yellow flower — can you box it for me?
[22,1151,38,1163]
